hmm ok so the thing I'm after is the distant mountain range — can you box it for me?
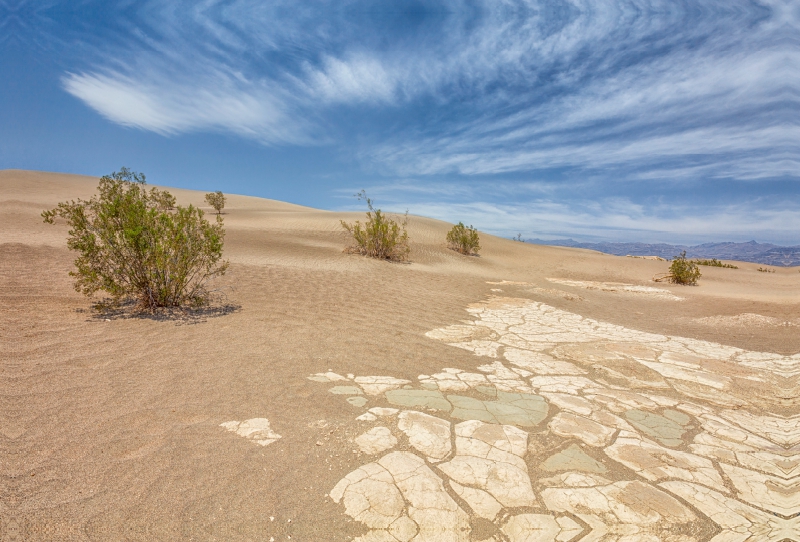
[527,239,800,267]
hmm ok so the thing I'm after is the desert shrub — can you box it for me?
[152,189,176,211]
[447,222,481,255]
[340,190,410,261]
[693,258,737,269]
[205,191,226,215]
[43,168,229,311]
[757,267,775,273]
[655,251,701,285]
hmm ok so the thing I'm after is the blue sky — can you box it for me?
[1,0,798,244]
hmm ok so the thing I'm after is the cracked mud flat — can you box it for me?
[304,297,800,542]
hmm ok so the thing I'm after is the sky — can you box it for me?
[1,0,798,245]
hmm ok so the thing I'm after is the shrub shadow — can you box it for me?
[79,293,241,325]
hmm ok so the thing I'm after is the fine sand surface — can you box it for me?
[2,169,799,541]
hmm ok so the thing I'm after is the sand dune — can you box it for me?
[2,169,799,541]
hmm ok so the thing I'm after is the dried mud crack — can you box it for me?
[272,297,800,541]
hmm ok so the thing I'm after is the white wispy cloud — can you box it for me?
[61,0,798,177]
[54,0,799,242]
[365,41,799,178]
[63,67,313,144]
[304,54,399,104]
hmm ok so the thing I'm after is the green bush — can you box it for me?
[667,251,701,285]
[447,222,481,255]
[693,258,737,269]
[152,190,176,211]
[340,190,410,261]
[205,191,226,215]
[43,168,229,311]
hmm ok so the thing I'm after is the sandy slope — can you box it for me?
[2,170,799,541]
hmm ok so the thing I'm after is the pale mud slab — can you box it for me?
[312,297,800,542]
[546,278,684,301]
[355,427,398,455]
[220,418,282,446]
[397,411,452,461]
[693,313,798,327]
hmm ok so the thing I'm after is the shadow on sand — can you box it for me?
[78,294,241,325]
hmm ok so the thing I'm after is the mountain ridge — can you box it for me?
[528,239,800,266]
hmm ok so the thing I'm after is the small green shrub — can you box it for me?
[447,222,481,255]
[43,168,229,311]
[340,190,410,261]
[152,189,176,211]
[205,191,226,215]
[757,267,775,273]
[664,251,701,285]
[693,258,737,269]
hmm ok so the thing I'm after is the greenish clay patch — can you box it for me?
[347,396,368,407]
[497,391,547,412]
[419,382,439,391]
[624,409,687,447]
[307,375,331,383]
[329,386,363,395]
[447,392,548,427]
[475,386,497,397]
[663,409,691,426]
[541,444,607,473]
[385,389,452,412]
[447,396,498,424]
